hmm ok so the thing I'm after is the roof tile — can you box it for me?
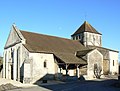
[21,30,88,64]
[72,21,101,36]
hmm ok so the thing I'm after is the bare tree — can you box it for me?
[94,64,102,79]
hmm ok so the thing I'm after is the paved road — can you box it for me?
[8,79,120,91]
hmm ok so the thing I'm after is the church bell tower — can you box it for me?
[71,21,102,47]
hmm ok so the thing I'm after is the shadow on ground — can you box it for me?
[34,77,120,91]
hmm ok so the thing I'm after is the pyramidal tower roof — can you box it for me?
[72,21,102,36]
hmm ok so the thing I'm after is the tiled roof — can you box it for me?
[55,53,86,64]
[87,45,119,60]
[71,21,101,36]
[76,49,93,57]
[21,30,87,64]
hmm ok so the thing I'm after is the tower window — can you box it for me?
[93,35,95,42]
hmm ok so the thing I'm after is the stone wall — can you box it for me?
[87,49,103,79]
[109,51,119,75]
[71,32,102,47]
[20,45,29,82]
[103,59,109,75]
[23,60,31,83]
[29,53,57,83]
[80,68,87,75]
[84,32,102,47]
[0,58,3,78]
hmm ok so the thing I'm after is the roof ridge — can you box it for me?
[72,21,102,36]
[20,30,76,42]
[21,29,87,54]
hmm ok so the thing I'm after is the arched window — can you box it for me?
[113,60,114,66]
[11,49,14,63]
[44,61,47,68]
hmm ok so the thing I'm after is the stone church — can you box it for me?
[3,21,119,83]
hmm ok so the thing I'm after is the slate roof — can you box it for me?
[20,30,87,64]
[71,21,101,36]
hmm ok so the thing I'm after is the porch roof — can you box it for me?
[54,53,87,64]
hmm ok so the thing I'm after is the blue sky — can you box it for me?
[0,0,120,58]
